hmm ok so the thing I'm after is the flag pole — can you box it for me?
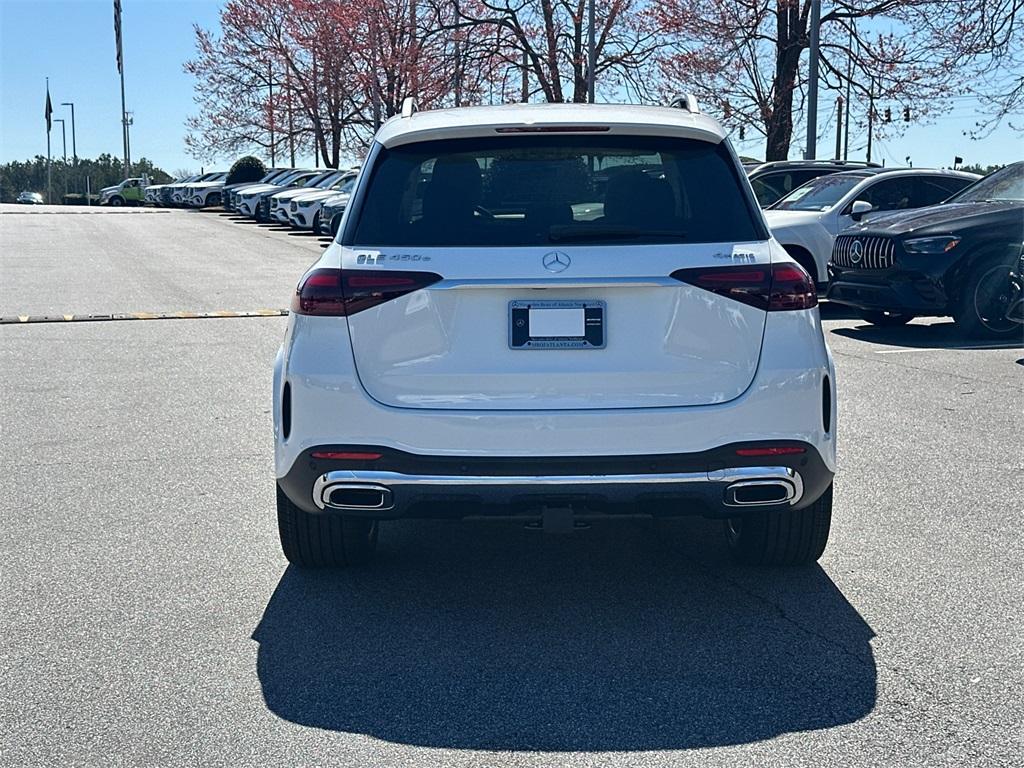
[46,77,52,204]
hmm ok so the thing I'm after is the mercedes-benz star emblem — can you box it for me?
[542,251,571,273]
[850,240,864,264]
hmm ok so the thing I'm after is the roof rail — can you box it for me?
[667,93,701,114]
[401,97,418,119]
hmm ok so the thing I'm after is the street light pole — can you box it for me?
[804,0,821,160]
[54,118,67,162]
[61,102,77,164]
[54,118,67,199]
[125,112,133,175]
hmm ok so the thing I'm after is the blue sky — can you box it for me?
[1,0,1020,174]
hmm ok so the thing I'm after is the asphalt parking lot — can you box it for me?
[1,207,1022,767]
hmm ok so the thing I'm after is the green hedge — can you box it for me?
[226,156,267,186]
[62,194,102,205]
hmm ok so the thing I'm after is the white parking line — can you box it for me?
[874,343,1022,353]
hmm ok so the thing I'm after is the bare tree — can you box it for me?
[428,0,665,104]
[186,0,489,163]
[654,0,1024,160]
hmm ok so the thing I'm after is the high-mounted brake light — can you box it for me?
[291,268,442,316]
[671,262,817,311]
[495,125,611,133]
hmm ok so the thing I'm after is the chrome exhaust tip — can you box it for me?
[313,477,394,512]
[724,479,799,507]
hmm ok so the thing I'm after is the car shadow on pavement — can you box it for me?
[831,320,1024,350]
[818,301,860,321]
[253,516,876,751]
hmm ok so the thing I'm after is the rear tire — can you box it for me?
[276,484,379,568]
[859,309,914,327]
[724,484,832,566]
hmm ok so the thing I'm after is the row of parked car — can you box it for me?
[744,158,1023,338]
[142,166,358,236]
[132,147,1021,339]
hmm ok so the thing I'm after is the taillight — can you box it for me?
[291,268,442,316]
[768,263,818,310]
[671,262,817,311]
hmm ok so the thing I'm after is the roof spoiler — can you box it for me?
[666,93,701,114]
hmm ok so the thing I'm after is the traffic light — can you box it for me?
[884,107,892,123]
[903,106,911,122]
[739,125,745,140]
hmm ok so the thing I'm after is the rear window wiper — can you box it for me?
[548,225,689,243]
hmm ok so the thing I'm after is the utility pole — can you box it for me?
[268,60,275,166]
[587,0,596,103]
[286,68,295,167]
[804,0,821,159]
[409,0,418,96]
[834,97,843,160]
[310,51,318,167]
[843,26,853,160]
[866,76,875,163]
[115,0,128,179]
[370,13,381,131]
[453,0,462,107]
[521,49,529,102]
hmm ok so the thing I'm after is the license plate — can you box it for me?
[509,300,605,349]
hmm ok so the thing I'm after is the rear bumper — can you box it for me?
[278,443,832,519]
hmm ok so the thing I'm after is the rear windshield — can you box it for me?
[948,162,1024,203]
[347,135,764,246]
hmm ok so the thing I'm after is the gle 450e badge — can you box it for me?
[356,253,431,265]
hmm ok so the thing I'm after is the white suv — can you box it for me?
[274,102,838,568]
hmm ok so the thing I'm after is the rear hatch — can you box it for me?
[340,132,772,411]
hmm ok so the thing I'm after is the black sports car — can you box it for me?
[827,161,1024,338]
